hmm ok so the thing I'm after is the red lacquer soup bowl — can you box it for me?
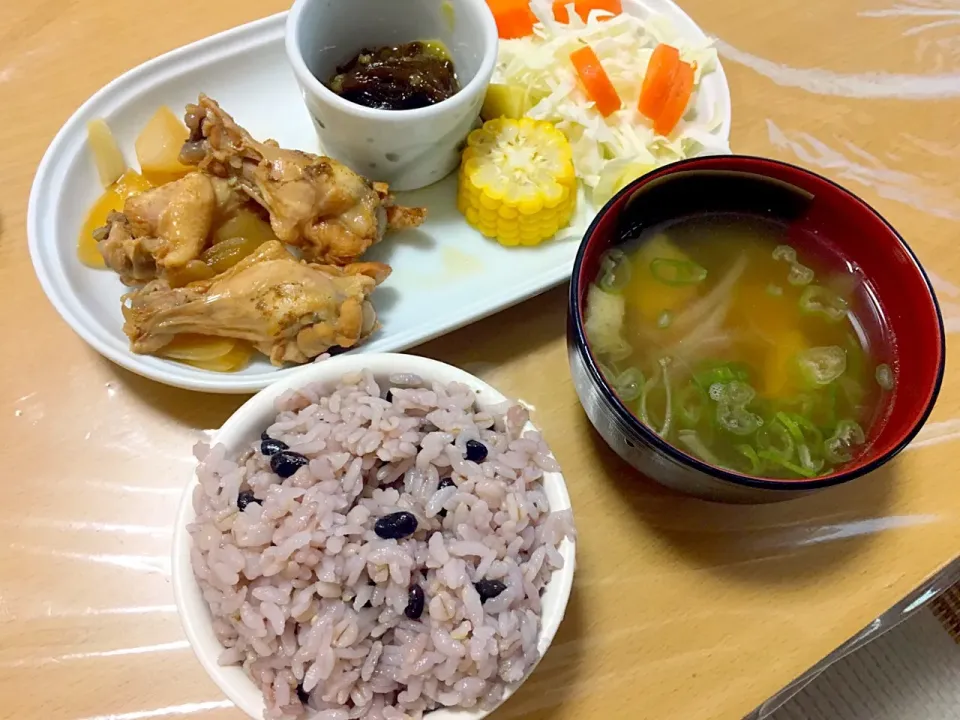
[567,155,945,502]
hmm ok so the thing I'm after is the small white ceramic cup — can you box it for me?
[285,0,498,191]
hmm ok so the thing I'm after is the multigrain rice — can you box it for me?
[189,370,576,719]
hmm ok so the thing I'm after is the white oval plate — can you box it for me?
[28,6,730,394]
[171,353,577,720]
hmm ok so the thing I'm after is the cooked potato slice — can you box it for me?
[135,106,191,182]
[87,119,127,188]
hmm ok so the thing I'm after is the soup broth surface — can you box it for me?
[585,212,895,479]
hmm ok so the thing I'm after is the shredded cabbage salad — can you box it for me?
[493,0,726,205]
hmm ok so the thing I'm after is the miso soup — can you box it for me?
[584,212,896,479]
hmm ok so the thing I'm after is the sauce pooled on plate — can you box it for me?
[327,41,460,111]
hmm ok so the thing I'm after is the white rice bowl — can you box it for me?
[172,354,576,720]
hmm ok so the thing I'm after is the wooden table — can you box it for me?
[2,1,959,719]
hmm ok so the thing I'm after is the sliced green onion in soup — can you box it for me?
[772,245,797,263]
[797,443,825,473]
[778,413,827,474]
[775,411,823,448]
[677,382,708,427]
[775,412,804,445]
[787,262,814,286]
[649,257,708,286]
[757,420,794,460]
[707,379,756,412]
[797,346,847,386]
[799,285,849,322]
[597,248,631,294]
[757,449,818,478]
[716,402,763,436]
[612,367,645,402]
[767,284,784,297]
[724,380,756,407]
[736,444,763,475]
[757,416,817,478]
[823,419,866,464]
[875,363,895,390]
[694,361,750,391]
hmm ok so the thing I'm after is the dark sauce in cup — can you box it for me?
[326,41,461,111]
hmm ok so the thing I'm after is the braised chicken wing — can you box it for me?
[94,172,248,285]
[94,211,157,286]
[122,241,391,365]
[180,95,426,265]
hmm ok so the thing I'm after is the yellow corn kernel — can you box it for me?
[457,118,576,247]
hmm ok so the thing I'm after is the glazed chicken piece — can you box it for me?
[180,94,426,265]
[371,181,430,230]
[125,172,215,269]
[94,211,157,285]
[95,172,246,285]
[122,241,391,365]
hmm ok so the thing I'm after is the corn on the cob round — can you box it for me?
[457,118,577,247]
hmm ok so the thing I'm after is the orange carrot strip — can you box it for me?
[653,59,694,136]
[487,0,537,39]
[570,45,622,117]
[553,0,573,22]
[638,43,681,120]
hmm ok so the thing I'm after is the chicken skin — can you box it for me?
[179,94,426,265]
[122,241,391,365]
[94,211,157,286]
[95,172,247,285]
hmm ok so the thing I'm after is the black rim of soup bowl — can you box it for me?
[568,154,947,493]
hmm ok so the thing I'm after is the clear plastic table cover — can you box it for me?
[2,1,960,720]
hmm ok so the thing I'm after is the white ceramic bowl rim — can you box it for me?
[284,0,500,121]
[172,353,577,720]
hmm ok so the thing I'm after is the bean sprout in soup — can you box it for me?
[584,213,896,479]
